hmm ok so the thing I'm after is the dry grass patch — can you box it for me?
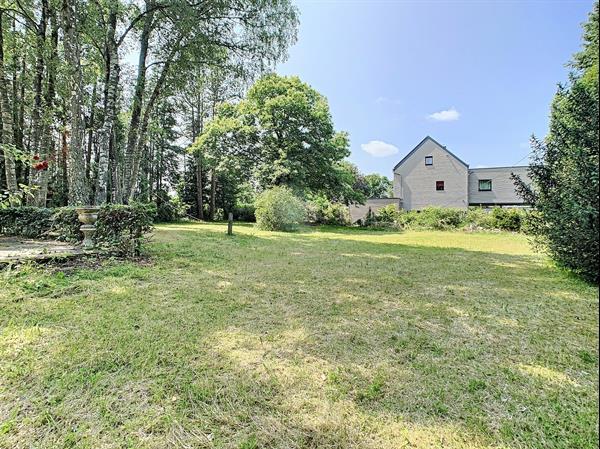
[0,222,598,448]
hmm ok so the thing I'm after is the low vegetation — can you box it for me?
[0,204,155,256]
[364,205,530,232]
[1,223,597,448]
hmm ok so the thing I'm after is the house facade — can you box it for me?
[350,136,530,222]
[393,136,530,210]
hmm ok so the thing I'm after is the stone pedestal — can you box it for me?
[76,207,99,249]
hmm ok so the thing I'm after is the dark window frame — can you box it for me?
[425,156,433,166]
[478,179,493,191]
[436,180,445,191]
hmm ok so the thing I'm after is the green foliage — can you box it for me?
[231,203,256,222]
[375,204,402,224]
[155,196,188,223]
[0,205,155,256]
[513,2,599,282]
[364,174,393,198]
[94,204,156,256]
[464,208,496,230]
[306,197,350,226]
[359,206,530,232]
[192,74,352,203]
[51,208,82,242]
[490,208,523,232]
[0,207,53,238]
[254,186,305,231]
[403,207,466,230]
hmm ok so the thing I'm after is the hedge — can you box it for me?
[0,204,155,256]
[363,206,531,232]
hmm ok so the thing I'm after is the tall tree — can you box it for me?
[61,0,89,205]
[513,1,599,282]
[0,11,18,194]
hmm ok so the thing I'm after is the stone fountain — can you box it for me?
[75,207,100,249]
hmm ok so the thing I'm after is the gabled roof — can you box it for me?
[393,136,469,171]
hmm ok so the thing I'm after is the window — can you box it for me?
[425,156,433,166]
[478,179,492,191]
[436,180,445,191]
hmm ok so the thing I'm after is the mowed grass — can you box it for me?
[1,222,598,449]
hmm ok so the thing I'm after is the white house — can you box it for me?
[350,136,530,222]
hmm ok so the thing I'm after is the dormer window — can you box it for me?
[425,156,433,166]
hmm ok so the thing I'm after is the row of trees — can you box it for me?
[0,0,393,219]
[0,0,299,207]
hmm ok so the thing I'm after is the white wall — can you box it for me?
[393,139,468,210]
[468,166,530,205]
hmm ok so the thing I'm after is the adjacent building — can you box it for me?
[350,136,530,222]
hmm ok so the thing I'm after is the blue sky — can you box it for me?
[276,0,595,177]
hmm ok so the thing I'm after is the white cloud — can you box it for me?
[361,140,399,157]
[427,107,460,122]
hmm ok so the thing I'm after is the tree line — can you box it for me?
[0,0,299,207]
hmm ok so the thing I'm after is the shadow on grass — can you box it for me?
[1,223,597,448]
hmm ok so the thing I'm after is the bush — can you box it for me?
[94,203,156,256]
[156,196,188,223]
[255,187,305,231]
[401,207,466,230]
[375,204,402,224]
[51,207,81,241]
[231,203,256,222]
[490,207,523,231]
[0,207,53,238]
[0,204,155,256]
[306,197,350,226]
[464,207,496,230]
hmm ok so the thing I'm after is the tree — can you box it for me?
[364,173,393,198]
[513,1,599,282]
[0,0,298,208]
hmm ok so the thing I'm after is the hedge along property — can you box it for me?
[0,204,155,256]
[350,136,531,223]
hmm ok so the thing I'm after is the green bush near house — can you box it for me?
[359,206,530,233]
[396,207,466,231]
[306,197,350,226]
[255,186,306,231]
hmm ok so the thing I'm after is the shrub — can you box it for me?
[375,204,401,224]
[0,207,53,238]
[94,203,156,256]
[402,207,466,230]
[51,207,81,241]
[306,197,350,226]
[490,207,523,232]
[464,207,496,230]
[0,204,155,256]
[156,196,188,223]
[231,203,256,222]
[255,186,305,231]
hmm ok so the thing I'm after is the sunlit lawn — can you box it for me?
[1,222,598,448]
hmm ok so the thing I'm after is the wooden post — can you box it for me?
[227,212,233,235]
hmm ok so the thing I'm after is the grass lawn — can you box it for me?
[1,223,598,448]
